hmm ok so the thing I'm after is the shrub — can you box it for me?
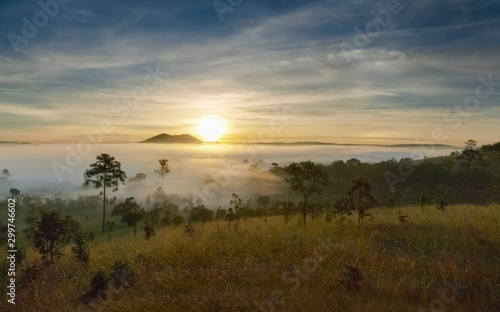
[0,222,8,246]
[144,224,155,240]
[171,215,185,226]
[397,215,409,223]
[72,231,91,264]
[436,198,449,213]
[184,223,195,236]
[20,263,44,287]
[110,260,137,290]
[339,265,364,292]
[325,211,333,223]
[82,269,109,304]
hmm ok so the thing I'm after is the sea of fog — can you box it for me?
[0,143,456,203]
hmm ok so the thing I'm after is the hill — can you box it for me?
[140,133,202,144]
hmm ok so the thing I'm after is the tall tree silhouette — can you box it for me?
[284,161,328,225]
[154,159,170,187]
[84,153,127,233]
[256,195,270,223]
[348,176,376,225]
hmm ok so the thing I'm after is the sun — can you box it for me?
[196,117,225,142]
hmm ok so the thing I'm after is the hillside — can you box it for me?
[4,206,499,312]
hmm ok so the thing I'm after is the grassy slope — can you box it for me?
[3,205,500,312]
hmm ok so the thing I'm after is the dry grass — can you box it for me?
[2,204,500,312]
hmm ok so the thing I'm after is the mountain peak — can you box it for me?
[140,133,202,144]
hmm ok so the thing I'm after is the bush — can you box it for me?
[325,211,333,223]
[397,215,409,223]
[339,265,364,292]
[436,198,449,213]
[171,215,185,226]
[0,222,8,246]
[184,223,195,236]
[82,269,109,304]
[20,263,44,287]
[16,245,26,266]
[110,260,137,289]
[144,225,155,240]
[72,231,91,264]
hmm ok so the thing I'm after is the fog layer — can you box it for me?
[0,143,455,204]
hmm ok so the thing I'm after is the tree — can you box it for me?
[25,210,80,265]
[256,195,270,223]
[462,139,481,169]
[420,194,430,213]
[105,221,114,240]
[216,208,226,220]
[84,153,127,233]
[464,139,477,155]
[128,173,146,183]
[332,194,352,221]
[9,188,20,198]
[112,197,144,235]
[436,198,449,213]
[225,193,242,232]
[181,194,195,216]
[154,159,170,187]
[346,158,361,167]
[348,176,376,225]
[203,174,221,208]
[284,161,329,225]
[189,205,213,224]
[152,186,170,209]
[282,200,294,223]
[72,231,92,264]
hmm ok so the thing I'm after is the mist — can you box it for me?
[0,143,456,206]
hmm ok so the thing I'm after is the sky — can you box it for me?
[0,0,499,145]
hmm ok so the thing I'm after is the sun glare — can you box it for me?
[196,117,225,142]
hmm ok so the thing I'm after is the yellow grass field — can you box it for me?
[4,204,500,312]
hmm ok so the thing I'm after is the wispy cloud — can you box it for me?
[0,0,499,144]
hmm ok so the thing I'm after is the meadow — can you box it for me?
[3,204,499,312]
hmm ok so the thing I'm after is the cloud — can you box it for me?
[0,0,499,145]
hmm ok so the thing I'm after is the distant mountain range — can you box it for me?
[250,142,457,148]
[139,134,456,148]
[140,133,202,144]
[0,141,31,144]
